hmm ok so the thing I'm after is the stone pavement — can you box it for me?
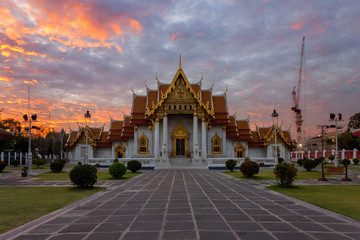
[1,170,360,240]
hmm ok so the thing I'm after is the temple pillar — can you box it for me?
[222,126,227,156]
[133,126,138,156]
[154,118,160,159]
[201,118,207,160]
[160,113,170,165]
[192,112,201,165]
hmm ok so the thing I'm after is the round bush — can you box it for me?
[342,159,351,166]
[50,160,65,172]
[225,159,237,172]
[0,160,6,172]
[297,158,304,166]
[353,158,359,165]
[314,157,324,166]
[33,158,45,167]
[302,159,318,171]
[278,157,284,164]
[240,160,259,177]
[114,159,119,163]
[127,160,142,173]
[70,164,97,188]
[109,162,127,179]
[274,162,298,186]
[328,155,335,162]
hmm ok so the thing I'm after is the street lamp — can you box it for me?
[23,114,37,175]
[84,110,91,164]
[271,109,279,164]
[330,113,343,167]
[60,128,65,160]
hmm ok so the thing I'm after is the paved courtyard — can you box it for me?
[1,169,360,240]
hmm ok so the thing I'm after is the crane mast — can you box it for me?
[291,36,305,145]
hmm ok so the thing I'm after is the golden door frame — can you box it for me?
[171,121,190,157]
[234,142,245,158]
[114,143,126,158]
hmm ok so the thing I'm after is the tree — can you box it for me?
[338,132,360,150]
[0,118,22,134]
[348,113,360,129]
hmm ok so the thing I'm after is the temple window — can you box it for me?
[174,105,176,110]
[211,134,222,154]
[169,105,171,110]
[189,105,192,110]
[179,105,182,110]
[184,105,187,110]
[234,143,245,158]
[138,134,148,154]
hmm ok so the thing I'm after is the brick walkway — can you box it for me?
[1,170,360,240]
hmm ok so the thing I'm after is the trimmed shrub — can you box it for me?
[297,158,304,166]
[274,162,298,186]
[315,157,324,166]
[278,157,284,164]
[127,160,142,173]
[50,160,65,172]
[0,160,6,172]
[240,159,259,177]
[225,159,237,172]
[353,158,359,165]
[302,159,318,171]
[342,159,351,166]
[11,159,20,167]
[109,162,127,179]
[114,159,119,163]
[78,161,82,165]
[33,158,45,167]
[328,154,335,163]
[70,164,97,188]
[95,163,101,168]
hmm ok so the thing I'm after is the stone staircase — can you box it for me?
[155,157,208,170]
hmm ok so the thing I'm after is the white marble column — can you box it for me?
[163,113,168,156]
[222,126,227,156]
[201,118,207,160]
[193,112,198,156]
[133,126,138,156]
[154,118,160,159]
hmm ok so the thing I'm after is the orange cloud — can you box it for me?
[169,33,182,42]
[290,21,304,30]
[0,0,143,55]
[0,76,10,82]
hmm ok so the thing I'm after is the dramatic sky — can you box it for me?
[0,0,359,140]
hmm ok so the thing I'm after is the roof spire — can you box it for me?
[179,54,182,69]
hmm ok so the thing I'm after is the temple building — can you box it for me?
[66,58,294,168]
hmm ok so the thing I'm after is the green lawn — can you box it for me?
[34,171,141,181]
[267,185,360,221]
[0,187,104,234]
[224,170,330,181]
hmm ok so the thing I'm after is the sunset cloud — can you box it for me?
[0,0,358,139]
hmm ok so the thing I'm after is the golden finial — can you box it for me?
[131,85,135,95]
[225,87,228,95]
[200,72,203,85]
[155,73,159,84]
[247,114,250,122]
[179,54,182,69]
[145,81,148,90]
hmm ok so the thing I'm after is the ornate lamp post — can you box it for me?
[271,109,279,165]
[330,113,342,167]
[60,128,65,159]
[84,110,91,164]
[23,114,37,175]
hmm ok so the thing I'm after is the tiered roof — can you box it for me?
[66,126,111,148]
[248,126,293,148]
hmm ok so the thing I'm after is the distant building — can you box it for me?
[66,59,294,168]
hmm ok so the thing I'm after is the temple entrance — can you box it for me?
[171,121,189,157]
[176,138,185,156]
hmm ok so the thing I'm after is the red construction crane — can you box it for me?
[292,36,305,145]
